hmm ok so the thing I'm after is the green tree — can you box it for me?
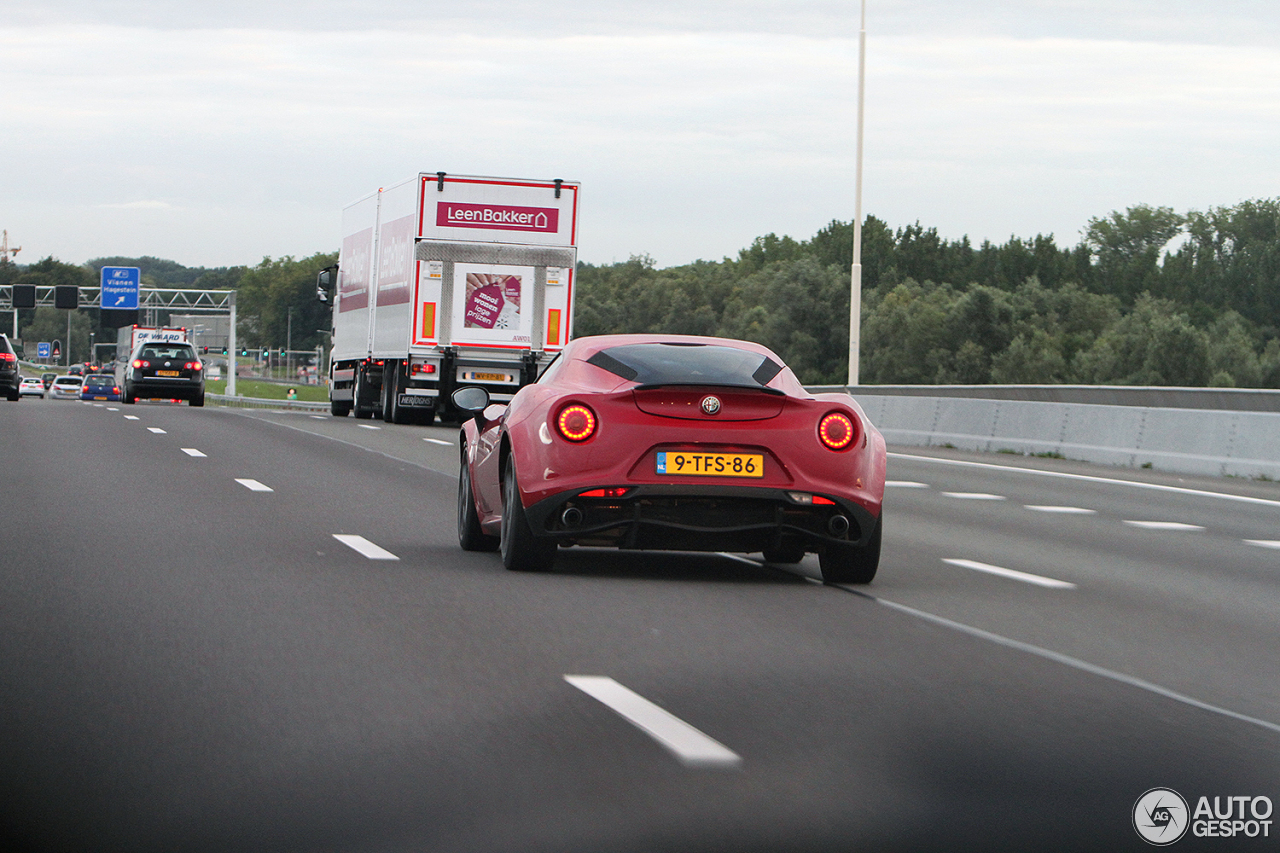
[235,252,338,352]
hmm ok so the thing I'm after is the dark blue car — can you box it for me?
[80,373,123,402]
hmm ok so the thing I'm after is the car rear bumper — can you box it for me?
[128,380,203,400]
[525,484,880,552]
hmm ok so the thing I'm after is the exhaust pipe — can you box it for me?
[561,507,584,528]
[827,514,850,538]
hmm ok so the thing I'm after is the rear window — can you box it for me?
[84,375,114,387]
[55,376,82,385]
[139,345,196,360]
[586,343,784,390]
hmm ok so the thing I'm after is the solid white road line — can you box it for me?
[891,452,1280,509]
[124,415,139,420]
[885,480,929,488]
[1123,521,1205,531]
[180,448,206,458]
[943,558,1077,589]
[1024,505,1097,514]
[235,478,273,492]
[564,675,742,769]
[332,534,400,560]
[147,427,167,434]
[1245,540,1280,550]
[423,438,453,446]
[942,492,1006,500]
[873,596,1280,736]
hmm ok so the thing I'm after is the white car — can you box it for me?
[18,377,46,398]
[49,375,83,400]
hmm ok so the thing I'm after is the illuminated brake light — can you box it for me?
[556,404,597,442]
[0,353,15,362]
[579,488,629,498]
[819,412,856,451]
[132,359,147,369]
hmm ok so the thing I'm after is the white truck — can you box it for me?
[318,172,581,423]
[115,325,190,362]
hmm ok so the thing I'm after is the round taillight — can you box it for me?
[132,359,145,369]
[819,412,856,451]
[556,404,597,442]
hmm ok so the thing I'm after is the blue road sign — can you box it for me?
[100,266,140,310]
[37,342,51,359]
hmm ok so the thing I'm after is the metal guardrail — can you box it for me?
[207,394,329,411]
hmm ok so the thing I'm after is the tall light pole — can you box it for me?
[848,0,868,388]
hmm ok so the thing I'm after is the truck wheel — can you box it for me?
[353,372,373,419]
[500,456,556,572]
[384,362,412,425]
[818,515,882,585]
[458,453,498,552]
[330,399,352,417]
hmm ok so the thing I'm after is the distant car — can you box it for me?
[80,373,122,402]
[41,372,57,389]
[454,334,887,583]
[0,334,19,401]
[123,342,205,406]
[67,364,85,377]
[49,375,84,400]
[19,377,46,398]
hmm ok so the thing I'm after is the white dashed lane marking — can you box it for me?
[235,478,273,492]
[885,480,929,488]
[564,675,742,769]
[147,427,167,434]
[332,534,399,560]
[123,415,139,420]
[942,492,1006,501]
[1123,521,1205,531]
[943,558,1077,589]
[423,438,453,446]
[1244,540,1280,550]
[107,407,119,411]
[1025,505,1097,514]
[181,448,207,457]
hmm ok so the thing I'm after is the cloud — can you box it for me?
[1,3,1278,266]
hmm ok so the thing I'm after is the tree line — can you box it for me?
[6,197,1278,387]
[575,198,1280,387]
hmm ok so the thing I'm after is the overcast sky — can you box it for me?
[3,1,1278,269]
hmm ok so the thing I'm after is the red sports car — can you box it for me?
[454,334,887,583]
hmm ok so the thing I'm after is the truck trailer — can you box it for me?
[320,172,580,423]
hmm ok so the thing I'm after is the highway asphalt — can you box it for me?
[2,397,1277,851]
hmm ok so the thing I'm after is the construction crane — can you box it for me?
[0,230,20,262]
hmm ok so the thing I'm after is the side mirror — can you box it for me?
[316,266,337,304]
[451,386,490,413]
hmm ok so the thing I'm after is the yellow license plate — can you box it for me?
[656,451,764,478]
[157,370,180,377]
[468,372,509,382]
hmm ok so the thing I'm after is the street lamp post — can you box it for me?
[848,0,867,388]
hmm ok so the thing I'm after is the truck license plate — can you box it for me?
[656,452,764,478]
[465,371,511,382]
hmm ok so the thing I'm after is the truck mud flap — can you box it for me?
[397,394,434,408]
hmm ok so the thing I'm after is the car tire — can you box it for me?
[818,514,881,585]
[123,386,136,404]
[762,541,806,564]
[8,389,19,401]
[458,451,499,552]
[500,455,556,572]
[190,393,205,407]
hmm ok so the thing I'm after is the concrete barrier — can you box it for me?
[848,394,1280,480]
